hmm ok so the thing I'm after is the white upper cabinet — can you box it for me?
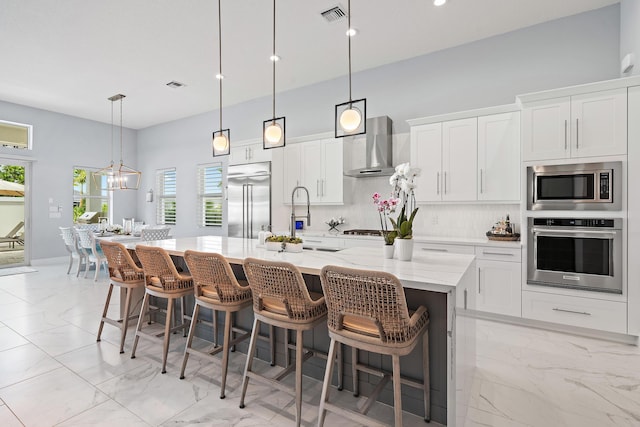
[442,118,477,201]
[283,139,343,205]
[477,112,521,202]
[410,123,442,202]
[230,142,272,165]
[522,88,627,161]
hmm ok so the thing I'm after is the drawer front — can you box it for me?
[301,237,344,250]
[414,243,475,255]
[522,291,627,334]
[342,238,380,249]
[475,246,521,262]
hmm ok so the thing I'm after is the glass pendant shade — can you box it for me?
[212,129,230,156]
[335,98,366,138]
[263,116,285,149]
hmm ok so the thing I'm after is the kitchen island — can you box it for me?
[123,236,476,426]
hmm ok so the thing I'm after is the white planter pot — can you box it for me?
[285,243,303,253]
[395,238,414,261]
[383,244,395,259]
[266,241,283,252]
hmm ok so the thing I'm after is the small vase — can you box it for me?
[383,244,395,259]
[395,238,414,261]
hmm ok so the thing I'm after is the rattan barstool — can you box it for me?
[131,244,194,374]
[240,258,329,427]
[97,241,146,353]
[318,265,430,427]
[180,250,259,399]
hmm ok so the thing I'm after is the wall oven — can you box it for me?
[527,218,622,294]
[527,162,621,211]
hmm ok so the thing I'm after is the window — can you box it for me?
[0,120,32,150]
[197,163,223,227]
[156,168,176,225]
[73,167,110,222]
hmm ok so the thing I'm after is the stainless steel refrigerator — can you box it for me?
[227,161,271,239]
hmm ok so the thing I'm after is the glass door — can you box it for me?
[0,160,29,267]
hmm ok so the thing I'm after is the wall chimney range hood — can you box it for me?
[344,116,394,178]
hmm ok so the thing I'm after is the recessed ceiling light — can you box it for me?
[270,55,280,62]
[434,0,447,6]
[346,28,358,37]
[215,73,224,80]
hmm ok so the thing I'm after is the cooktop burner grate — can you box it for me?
[342,229,382,236]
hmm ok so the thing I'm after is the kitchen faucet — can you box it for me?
[290,186,311,238]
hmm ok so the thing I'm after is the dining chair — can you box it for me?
[131,244,194,374]
[318,265,430,427]
[75,228,108,281]
[240,258,330,427]
[59,226,87,277]
[180,250,256,399]
[98,240,146,353]
[140,227,171,241]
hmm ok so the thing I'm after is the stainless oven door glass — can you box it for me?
[527,219,622,294]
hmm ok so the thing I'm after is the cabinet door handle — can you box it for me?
[482,251,514,257]
[422,248,448,252]
[316,179,320,197]
[464,289,468,310]
[436,172,440,195]
[306,239,322,243]
[564,119,568,150]
[552,307,591,316]
[478,267,481,293]
[480,169,483,194]
[444,172,448,194]
[576,118,579,149]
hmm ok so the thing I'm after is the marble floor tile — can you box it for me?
[0,404,24,427]
[2,310,70,336]
[56,400,150,427]
[25,323,98,357]
[0,367,109,427]
[0,325,28,352]
[0,343,62,388]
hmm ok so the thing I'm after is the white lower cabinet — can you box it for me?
[475,247,522,317]
[522,291,627,334]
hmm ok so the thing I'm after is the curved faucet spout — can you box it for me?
[291,186,311,238]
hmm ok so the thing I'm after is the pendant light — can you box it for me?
[112,94,141,190]
[94,97,119,191]
[335,0,366,138]
[212,0,230,156]
[263,0,285,149]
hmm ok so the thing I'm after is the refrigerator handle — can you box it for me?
[242,184,247,239]
[249,184,254,239]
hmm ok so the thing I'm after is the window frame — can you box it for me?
[197,163,223,227]
[73,166,112,223]
[156,167,177,225]
[0,119,33,150]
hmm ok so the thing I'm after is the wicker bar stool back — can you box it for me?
[131,244,194,374]
[140,227,170,240]
[318,265,431,427]
[180,250,254,399]
[240,258,329,427]
[98,240,145,353]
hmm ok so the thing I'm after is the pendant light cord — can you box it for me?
[119,97,124,165]
[272,0,276,122]
[110,99,114,166]
[218,0,223,132]
[347,0,352,103]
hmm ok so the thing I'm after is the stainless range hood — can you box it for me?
[344,116,394,178]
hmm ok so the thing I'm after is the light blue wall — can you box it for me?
[620,0,640,75]
[136,5,621,238]
[0,102,138,259]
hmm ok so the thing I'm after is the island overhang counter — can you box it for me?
[122,236,476,426]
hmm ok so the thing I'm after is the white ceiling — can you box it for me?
[0,0,619,129]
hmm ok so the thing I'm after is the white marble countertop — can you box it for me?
[124,236,475,293]
[290,231,522,248]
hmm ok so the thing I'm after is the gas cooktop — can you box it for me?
[342,229,382,236]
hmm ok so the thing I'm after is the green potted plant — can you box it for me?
[265,235,303,252]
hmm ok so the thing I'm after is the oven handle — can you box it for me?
[531,228,617,239]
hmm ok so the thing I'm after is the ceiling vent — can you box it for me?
[320,5,347,23]
[166,81,186,89]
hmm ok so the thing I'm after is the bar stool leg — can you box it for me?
[213,309,219,347]
[220,310,232,399]
[97,283,114,342]
[392,354,403,427]
[318,338,337,427]
[161,297,174,374]
[295,329,303,427]
[269,324,276,366]
[352,347,359,397]
[180,303,200,379]
[336,342,343,390]
[119,286,134,353]
[181,296,188,337]
[423,329,431,422]
[131,292,150,359]
[239,317,261,409]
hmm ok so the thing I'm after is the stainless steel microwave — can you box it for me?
[527,162,621,211]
